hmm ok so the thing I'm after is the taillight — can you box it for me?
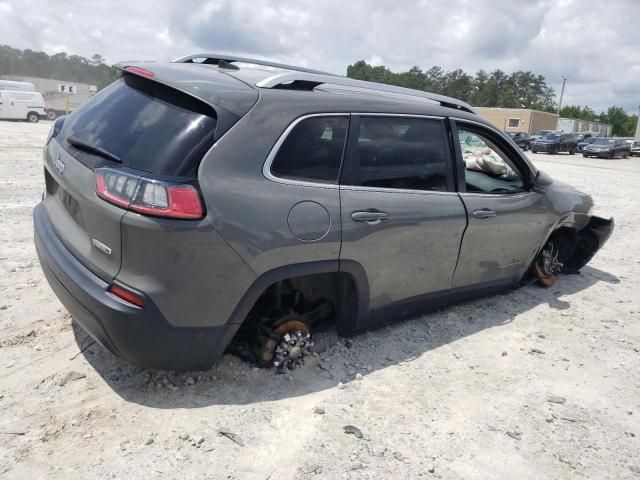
[123,66,155,78]
[108,284,145,308]
[95,168,204,220]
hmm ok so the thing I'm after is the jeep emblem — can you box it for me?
[54,154,65,175]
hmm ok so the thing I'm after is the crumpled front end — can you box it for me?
[562,216,615,273]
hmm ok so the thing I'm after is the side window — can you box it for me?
[271,116,348,183]
[457,128,525,194]
[345,116,450,192]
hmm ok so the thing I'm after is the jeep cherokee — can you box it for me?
[34,54,614,371]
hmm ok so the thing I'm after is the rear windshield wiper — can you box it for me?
[67,135,122,163]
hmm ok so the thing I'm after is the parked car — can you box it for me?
[530,133,578,154]
[577,136,598,152]
[530,129,554,142]
[583,138,631,158]
[631,141,640,157]
[33,54,614,371]
[570,133,595,143]
[506,131,531,150]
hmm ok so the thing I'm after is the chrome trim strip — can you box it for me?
[341,186,458,196]
[352,113,445,119]
[458,192,536,199]
[92,238,112,255]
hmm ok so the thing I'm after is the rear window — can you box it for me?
[58,74,217,178]
[270,116,348,183]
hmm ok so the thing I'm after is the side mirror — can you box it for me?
[532,170,553,193]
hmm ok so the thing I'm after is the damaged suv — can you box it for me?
[34,54,614,371]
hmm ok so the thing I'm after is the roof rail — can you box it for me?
[172,53,338,77]
[256,72,476,114]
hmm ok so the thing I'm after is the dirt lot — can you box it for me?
[0,120,638,479]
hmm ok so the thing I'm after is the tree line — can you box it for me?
[0,45,118,90]
[0,47,636,136]
[348,61,637,136]
[558,105,637,138]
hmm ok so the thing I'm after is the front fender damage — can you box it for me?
[562,215,614,273]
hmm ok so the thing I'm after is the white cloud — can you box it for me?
[0,0,638,112]
[366,54,384,66]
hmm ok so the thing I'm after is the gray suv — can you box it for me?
[34,54,614,371]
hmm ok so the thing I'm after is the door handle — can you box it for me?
[351,210,389,224]
[472,209,497,219]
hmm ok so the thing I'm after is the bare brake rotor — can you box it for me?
[254,317,313,373]
[534,242,563,288]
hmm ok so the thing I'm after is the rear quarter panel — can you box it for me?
[197,94,344,276]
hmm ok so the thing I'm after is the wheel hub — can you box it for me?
[273,329,313,372]
[540,243,563,276]
[253,317,313,372]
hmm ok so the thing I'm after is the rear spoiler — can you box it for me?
[115,62,259,138]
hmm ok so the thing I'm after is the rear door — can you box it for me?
[451,120,548,288]
[561,134,574,152]
[42,73,221,282]
[339,114,467,324]
[2,92,22,119]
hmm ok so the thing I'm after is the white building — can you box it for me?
[557,118,612,137]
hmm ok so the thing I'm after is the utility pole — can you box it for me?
[556,76,567,115]
[635,105,640,141]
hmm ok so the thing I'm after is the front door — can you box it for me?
[339,115,467,326]
[451,121,549,288]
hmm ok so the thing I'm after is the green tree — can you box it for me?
[423,66,445,94]
[624,114,638,138]
[90,54,105,66]
[599,106,631,136]
[346,61,557,111]
[441,69,474,102]
[559,105,597,121]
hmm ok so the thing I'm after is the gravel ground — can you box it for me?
[0,120,638,480]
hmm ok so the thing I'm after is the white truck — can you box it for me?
[0,80,47,123]
[0,76,97,120]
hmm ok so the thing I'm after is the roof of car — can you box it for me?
[116,56,482,123]
[171,53,476,112]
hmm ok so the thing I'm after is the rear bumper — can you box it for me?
[33,203,238,370]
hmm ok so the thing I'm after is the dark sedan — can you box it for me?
[583,138,631,158]
[577,136,598,152]
[531,133,578,154]
[631,141,640,157]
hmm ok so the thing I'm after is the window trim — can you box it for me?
[507,118,520,128]
[263,113,350,189]
[339,113,456,194]
[449,118,537,195]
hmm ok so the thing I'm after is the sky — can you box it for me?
[0,0,638,113]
